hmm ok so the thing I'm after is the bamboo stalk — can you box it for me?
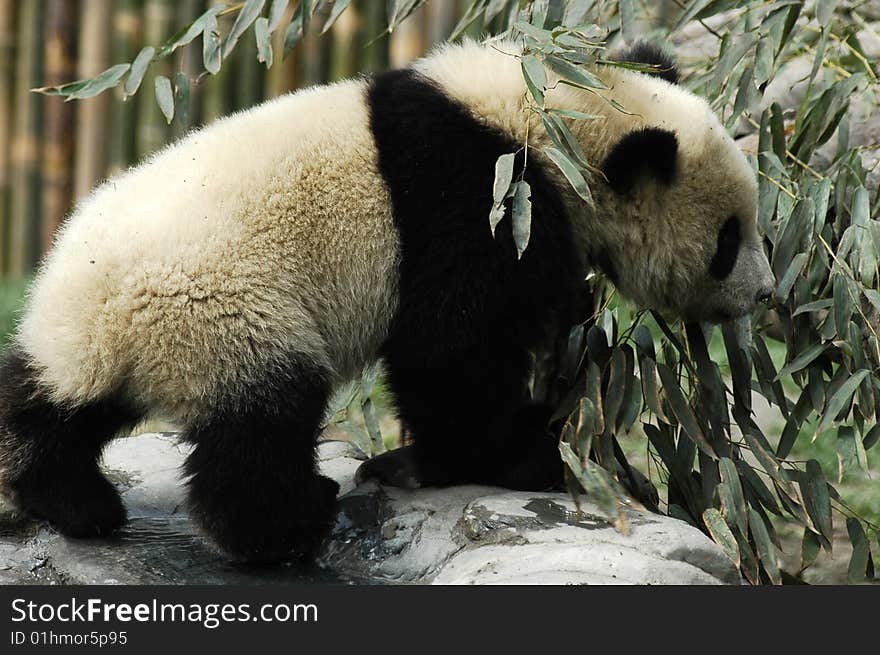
[202,0,233,123]
[266,2,297,98]
[41,0,78,255]
[427,0,460,44]
[174,0,202,136]
[107,0,142,173]
[0,0,17,274]
[329,2,360,81]
[136,0,173,159]
[357,0,388,74]
[233,31,264,111]
[74,0,113,200]
[389,2,426,68]
[298,2,331,86]
[8,0,43,276]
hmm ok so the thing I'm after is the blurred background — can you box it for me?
[0,1,474,284]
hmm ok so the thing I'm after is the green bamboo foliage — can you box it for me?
[0,0,16,274]
[74,0,113,200]
[41,0,78,253]
[8,0,43,276]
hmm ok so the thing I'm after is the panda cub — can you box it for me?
[0,40,774,562]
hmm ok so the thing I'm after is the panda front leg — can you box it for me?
[182,356,339,563]
[0,349,142,536]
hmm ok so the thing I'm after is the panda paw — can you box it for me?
[192,474,340,564]
[10,469,127,538]
[355,445,421,489]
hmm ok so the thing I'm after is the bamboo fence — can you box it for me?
[0,0,461,277]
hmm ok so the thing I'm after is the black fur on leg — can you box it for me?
[0,348,141,537]
[183,355,337,563]
[368,69,580,490]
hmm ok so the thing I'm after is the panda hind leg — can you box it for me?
[182,356,339,563]
[0,348,142,537]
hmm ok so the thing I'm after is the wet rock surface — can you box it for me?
[0,433,739,585]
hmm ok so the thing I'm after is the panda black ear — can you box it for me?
[617,41,680,84]
[601,127,678,195]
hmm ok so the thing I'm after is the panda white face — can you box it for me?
[594,120,775,324]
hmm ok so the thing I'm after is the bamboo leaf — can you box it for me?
[322,0,353,34]
[559,441,628,533]
[511,181,532,258]
[544,54,608,90]
[224,0,266,58]
[802,460,833,545]
[489,153,515,235]
[775,344,826,380]
[656,363,716,458]
[521,54,547,106]
[719,457,748,536]
[749,508,781,585]
[702,508,740,566]
[255,17,273,68]
[544,147,593,205]
[203,13,223,74]
[156,5,225,58]
[173,72,189,130]
[124,46,155,98]
[154,75,174,124]
[846,517,870,584]
[269,0,290,31]
[64,64,131,101]
[815,369,869,435]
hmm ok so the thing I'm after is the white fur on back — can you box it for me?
[19,80,398,421]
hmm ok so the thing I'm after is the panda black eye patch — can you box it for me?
[709,216,740,280]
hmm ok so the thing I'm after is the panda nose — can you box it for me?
[756,287,774,304]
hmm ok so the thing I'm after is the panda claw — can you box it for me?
[355,446,422,489]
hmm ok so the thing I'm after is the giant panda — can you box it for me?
[0,40,775,562]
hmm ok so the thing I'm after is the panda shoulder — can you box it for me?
[615,41,679,85]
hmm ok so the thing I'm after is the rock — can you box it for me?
[322,485,740,585]
[0,433,740,585]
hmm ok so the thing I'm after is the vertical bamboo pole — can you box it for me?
[233,34,264,111]
[389,3,426,67]
[8,0,44,276]
[329,2,360,81]
[202,0,233,123]
[136,0,173,159]
[357,0,388,74]
[41,0,79,255]
[108,0,142,174]
[427,0,459,45]
[0,0,17,274]
[74,0,112,199]
[298,2,331,86]
[266,2,297,97]
[174,0,202,135]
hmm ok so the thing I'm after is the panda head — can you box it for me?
[586,67,775,323]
